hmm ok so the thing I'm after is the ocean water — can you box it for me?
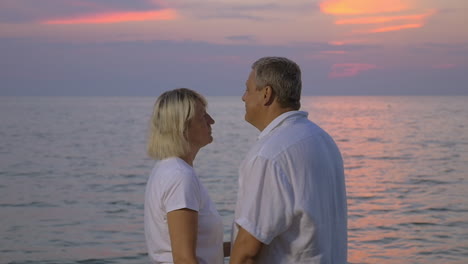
[0,96,467,264]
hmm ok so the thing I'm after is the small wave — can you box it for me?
[372,155,412,160]
[63,200,79,205]
[369,209,393,213]
[50,221,82,228]
[105,208,128,214]
[119,173,143,179]
[400,222,439,227]
[0,201,57,208]
[108,200,133,206]
[106,182,146,192]
[427,207,456,212]
[76,259,114,264]
[348,214,365,220]
[8,171,43,177]
[362,236,399,244]
[409,179,450,185]
[345,166,363,170]
[349,154,366,159]
[420,140,458,148]
[348,195,380,200]
[446,221,468,228]
[376,226,399,231]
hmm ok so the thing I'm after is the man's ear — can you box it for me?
[263,86,275,106]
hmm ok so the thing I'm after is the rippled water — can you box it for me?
[0,96,467,264]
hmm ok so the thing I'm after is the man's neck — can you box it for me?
[257,107,296,132]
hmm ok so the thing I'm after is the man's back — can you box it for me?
[234,111,347,263]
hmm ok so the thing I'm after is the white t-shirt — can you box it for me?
[144,157,224,264]
[232,111,348,264]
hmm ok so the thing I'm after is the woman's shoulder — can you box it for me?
[159,157,193,172]
[151,157,197,184]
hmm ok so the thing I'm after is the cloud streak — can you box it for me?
[329,63,377,78]
[225,35,256,43]
[42,9,178,24]
[1,0,172,23]
[367,23,422,33]
[432,63,456,69]
[335,10,436,25]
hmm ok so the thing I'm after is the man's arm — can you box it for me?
[167,208,199,264]
[229,225,263,264]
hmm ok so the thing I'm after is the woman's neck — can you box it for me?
[180,148,199,167]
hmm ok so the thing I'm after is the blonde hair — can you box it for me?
[147,88,207,160]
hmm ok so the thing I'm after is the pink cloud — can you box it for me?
[328,39,369,46]
[432,64,456,69]
[329,63,377,78]
[368,23,422,33]
[42,9,178,24]
[321,50,347,54]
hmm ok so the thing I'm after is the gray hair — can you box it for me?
[252,56,302,109]
[147,88,207,160]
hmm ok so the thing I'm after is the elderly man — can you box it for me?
[230,57,348,264]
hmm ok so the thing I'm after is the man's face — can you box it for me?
[242,70,264,128]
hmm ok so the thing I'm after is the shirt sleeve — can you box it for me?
[162,168,201,213]
[235,156,294,244]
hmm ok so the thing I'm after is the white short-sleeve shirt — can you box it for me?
[144,157,224,264]
[232,111,348,264]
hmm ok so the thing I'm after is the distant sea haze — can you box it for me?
[0,96,467,264]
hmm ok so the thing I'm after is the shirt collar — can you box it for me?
[258,111,308,139]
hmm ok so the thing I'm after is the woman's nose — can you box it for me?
[207,114,215,124]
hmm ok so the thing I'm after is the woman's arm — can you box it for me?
[167,208,199,264]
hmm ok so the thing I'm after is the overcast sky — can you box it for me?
[1,0,467,96]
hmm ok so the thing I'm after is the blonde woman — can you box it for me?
[145,88,227,264]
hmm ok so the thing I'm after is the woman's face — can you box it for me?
[186,101,215,150]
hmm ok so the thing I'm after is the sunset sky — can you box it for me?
[1,0,467,96]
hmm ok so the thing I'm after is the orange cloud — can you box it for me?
[320,1,436,36]
[320,0,410,15]
[43,9,178,24]
[329,63,377,78]
[335,10,436,25]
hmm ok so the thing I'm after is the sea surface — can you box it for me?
[0,96,467,264]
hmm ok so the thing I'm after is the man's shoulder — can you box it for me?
[257,119,317,158]
[270,116,321,143]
